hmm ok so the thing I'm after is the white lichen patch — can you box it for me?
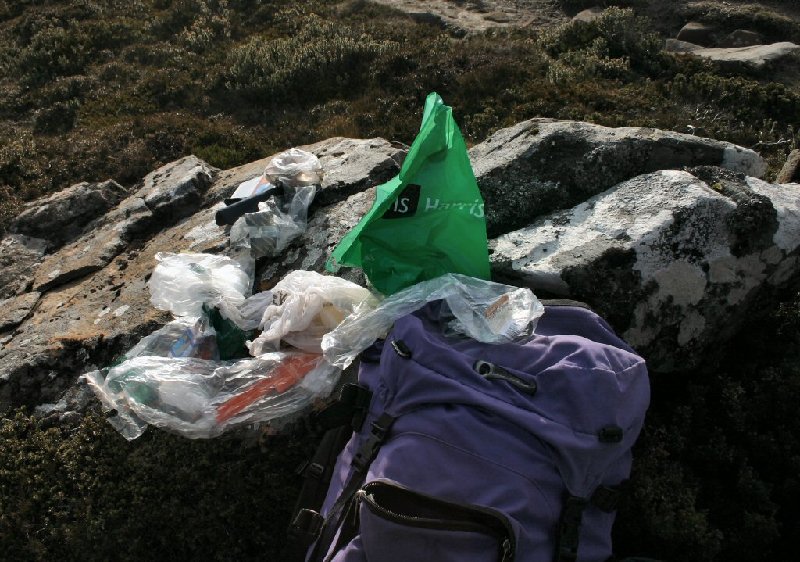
[722,146,766,178]
[678,310,707,346]
[113,305,130,317]
[94,306,111,325]
[652,261,707,307]
[746,177,800,253]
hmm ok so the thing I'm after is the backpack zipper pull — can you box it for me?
[501,537,513,561]
[474,360,537,396]
[391,339,412,359]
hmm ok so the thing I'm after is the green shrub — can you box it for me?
[540,7,669,77]
[0,409,319,561]
[33,100,78,134]
[227,14,399,105]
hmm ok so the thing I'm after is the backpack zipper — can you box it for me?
[358,480,516,561]
[473,360,538,396]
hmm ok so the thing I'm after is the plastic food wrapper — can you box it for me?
[248,270,378,356]
[263,148,323,187]
[125,316,220,361]
[82,352,339,440]
[327,92,490,295]
[322,274,544,369]
[149,252,252,320]
[229,184,316,259]
[228,174,273,202]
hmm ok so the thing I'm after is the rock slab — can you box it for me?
[470,119,766,237]
[490,168,800,372]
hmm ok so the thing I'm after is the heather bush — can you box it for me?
[540,7,670,77]
[227,14,399,104]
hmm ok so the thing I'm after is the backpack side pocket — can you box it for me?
[357,479,516,562]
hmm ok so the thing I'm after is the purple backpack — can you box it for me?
[290,301,650,562]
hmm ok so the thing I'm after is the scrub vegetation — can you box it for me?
[1,1,799,560]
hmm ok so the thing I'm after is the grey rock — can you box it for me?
[776,149,800,184]
[676,21,717,47]
[0,234,47,298]
[311,137,405,209]
[0,138,398,412]
[9,180,127,249]
[0,292,41,332]
[32,158,215,293]
[469,119,766,236]
[490,169,800,372]
[573,7,605,23]
[666,39,800,69]
[720,29,763,48]
[134,155,217,223]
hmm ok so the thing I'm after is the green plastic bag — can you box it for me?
[326,92,490,295]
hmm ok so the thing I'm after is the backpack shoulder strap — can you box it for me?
[307,412,396,562]
[284,383,373,561]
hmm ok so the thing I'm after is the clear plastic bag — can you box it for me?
[125,316,220,360]
[229,184,316,259]
[322,274,545,369]
[82,352,338,440]
[248,270,378,356]
[263,148,323,187]
[148,252,252,319]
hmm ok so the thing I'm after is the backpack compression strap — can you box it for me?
[307,412,396,562]
[286,384,373,561]
[555,484,627,562]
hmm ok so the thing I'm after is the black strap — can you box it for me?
[555,495,588,562]
[307,413,396,562]
[283,384,372,561]
[555,482,628,562]
[314,383,372,432]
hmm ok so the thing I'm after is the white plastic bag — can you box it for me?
[263,148,323,187]
[248,270,378,355]
[229,184,316,259]
[149,252,252,319]
[322,273,544,369]
[82,352,339,440]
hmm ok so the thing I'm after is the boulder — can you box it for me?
[0,292,40,332]
[9,180,127,249]
[3,121,799,415]
[469,118,766,237]
[665,39,800,70]
[720,29,764,48]
[573,7,605,24]
[30,157,216,293]
[0,234,47,299]
[776,149,800,184]
[490,168,800,372]
[676,21,718,47]
[133,155,217,223]
[0,138,403,414]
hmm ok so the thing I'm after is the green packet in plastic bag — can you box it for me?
[326,92,490,295]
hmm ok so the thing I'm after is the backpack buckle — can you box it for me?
[352,413,395,472]
[289,508,324,545]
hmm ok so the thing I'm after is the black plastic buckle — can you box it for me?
[289,508,324,543]
[591,482,626,513]
[352,413,394,472]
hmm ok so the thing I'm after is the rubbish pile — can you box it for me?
[83,93,544,440]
